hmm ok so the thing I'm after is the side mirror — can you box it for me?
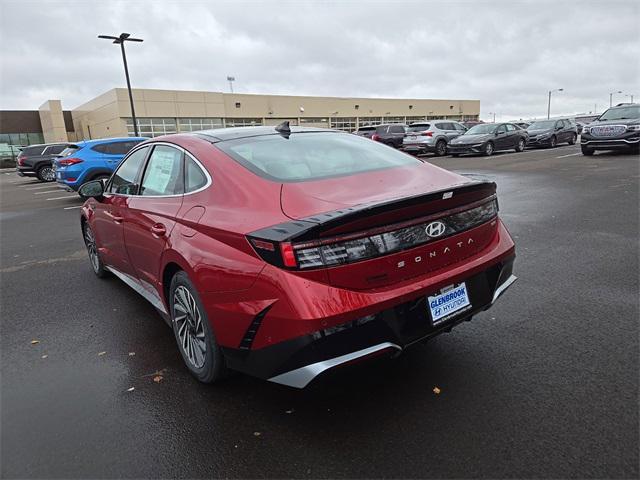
[78,179,104,199]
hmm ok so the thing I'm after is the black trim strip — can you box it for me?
[238,305,273,351]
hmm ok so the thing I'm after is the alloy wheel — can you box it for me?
[518,139,525,151]
[436,141,446,156]
[485,142,494,155]
[173,286,207,369]
[83,225,100,273]
[41,167,55,182]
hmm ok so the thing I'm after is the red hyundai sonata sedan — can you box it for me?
[79,124,516,388]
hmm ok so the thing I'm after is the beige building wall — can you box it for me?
[70,88,480,140]
[38,100,68,143]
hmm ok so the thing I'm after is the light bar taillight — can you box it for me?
[58,157,83,166]
[248,199,498,270]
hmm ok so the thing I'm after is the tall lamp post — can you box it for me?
[488,112,496,123]
[547,88,563,119]
[609,90,622,107]
[98,33,143,136]
[227,76,235,93]
[625,93,635,103]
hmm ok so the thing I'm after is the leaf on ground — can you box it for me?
[253,431,261,437]
[41,354,48,359]
[153,375,163,383]
[433,386,441,394]
[97,351,106,356]
[126,387,135,392]
[128,352,135,356]
[30,340,40,345]
[285,409,294,414]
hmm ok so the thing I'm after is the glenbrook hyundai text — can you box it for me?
[79,123,516,388]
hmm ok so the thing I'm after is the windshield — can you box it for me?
[598,105,640,121]
[216,132,420,182]
[407,124,430,132]
[528,120,556,129]
[465,124,497,135]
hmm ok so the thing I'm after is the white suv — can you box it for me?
[402,121,467,156]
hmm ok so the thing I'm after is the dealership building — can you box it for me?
[1,88,480,145]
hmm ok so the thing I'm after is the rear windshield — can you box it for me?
[407,124,430,132]
[59,145,80,157]
[356,126,376,132]
[21,146,45,156]
[528,120,555,129]
[216,132,419,182]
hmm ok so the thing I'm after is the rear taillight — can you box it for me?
[17,156,25,166]
[248,198,498,270]
[420,131,433,137]
[58,157,83,166]
[371,134,380,141]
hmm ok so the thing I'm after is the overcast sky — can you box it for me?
[1,0,638,120]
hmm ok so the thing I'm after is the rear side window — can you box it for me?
[454,123,466,131]
[185,157,208,193]
[435,123,447,130]
[21,146,45,156]
[60,146,80,157]
[45,145,68,155]
[216,132,419,182]
[506,124,516,131]
[389,125,405,134]
[91,144,110,154]
[376,126,389,134]
[107,141,143,155]
[108,146,149,194]
[139,146,184,196]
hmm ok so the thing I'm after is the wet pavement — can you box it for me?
[1,145,638,478]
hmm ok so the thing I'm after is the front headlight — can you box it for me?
[538,133,551,139]
[627,125,640,131]
[582,127,591,134]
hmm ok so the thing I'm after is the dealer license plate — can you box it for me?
[428,283,471,325]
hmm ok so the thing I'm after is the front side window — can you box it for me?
[107,141,143,155]
[108,146,149,194]
[140,145,184,196]
[216,132,420,182]
[496,124,507,133]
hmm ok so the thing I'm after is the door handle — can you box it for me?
[151,223,167,237]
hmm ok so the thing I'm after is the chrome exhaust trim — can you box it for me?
[492,274,517,304]
[268,342,402,389]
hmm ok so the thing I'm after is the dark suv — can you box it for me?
[16,143,72,182]
[580,104,640,156]
[355,124,407,148]
[526,119,577,148]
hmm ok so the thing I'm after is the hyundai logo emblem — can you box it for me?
[425,221,446,238]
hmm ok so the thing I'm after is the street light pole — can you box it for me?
[609,90,622,107]
[625,94,635,103]
[98,33,143,137]
[227,76,235,93]
[488,112,496,123]
[547,88,563,119]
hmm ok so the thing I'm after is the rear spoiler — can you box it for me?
[249,180,497,243]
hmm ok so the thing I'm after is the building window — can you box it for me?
[224,118,263,127]
[125,118,177,138]
[354,105,359,110]
[358,117,383,127]
[329,117,357,132]
[0,133,44,145]
[299,117,329,124]
[235,102,241,108]
[178,118,223,132]
[383,116,406,124]
[406,116,427,123]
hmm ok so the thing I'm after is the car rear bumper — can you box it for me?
[16,168,36,177]
[401,143,436,154]
[221,255,516,388]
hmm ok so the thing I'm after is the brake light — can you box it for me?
[248,198,498,270]
[58,157,83,166]
[420,131,433,137]
[17,156,25,166]
[371,134,380,141]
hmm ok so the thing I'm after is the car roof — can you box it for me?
[191,126,343,143]
[72,137,147,147]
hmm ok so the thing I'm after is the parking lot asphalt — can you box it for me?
[1,145,638,478]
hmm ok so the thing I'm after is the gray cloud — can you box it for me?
[1,0,638,120]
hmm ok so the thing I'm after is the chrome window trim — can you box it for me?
[106,141,212,199]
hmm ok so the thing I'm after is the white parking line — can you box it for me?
[46,195,78,201]
[63,205,83,210]
[556,152,582,158]
[34,189,63,195]
[25,184,59,190]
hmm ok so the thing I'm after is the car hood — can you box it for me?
[526,128,552,135]
[589,118,640,126]
[451,134,492,144]
[280,163,470,219]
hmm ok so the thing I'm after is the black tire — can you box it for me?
[549,135,557,148]
[434,140,447,157]
[36,164,55,182]
[515,137,525,152]
[169,271,228,383]
[581,145,595,156]
[568,133,577,145]
[483,142,494,156]
[82,222,109,278]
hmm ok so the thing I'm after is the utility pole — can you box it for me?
[98,33,143,136]
[547,88,563,119]
[609,90,622,107]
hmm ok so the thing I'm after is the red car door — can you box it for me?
[122,144,185,297]
[91,146,150,274]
